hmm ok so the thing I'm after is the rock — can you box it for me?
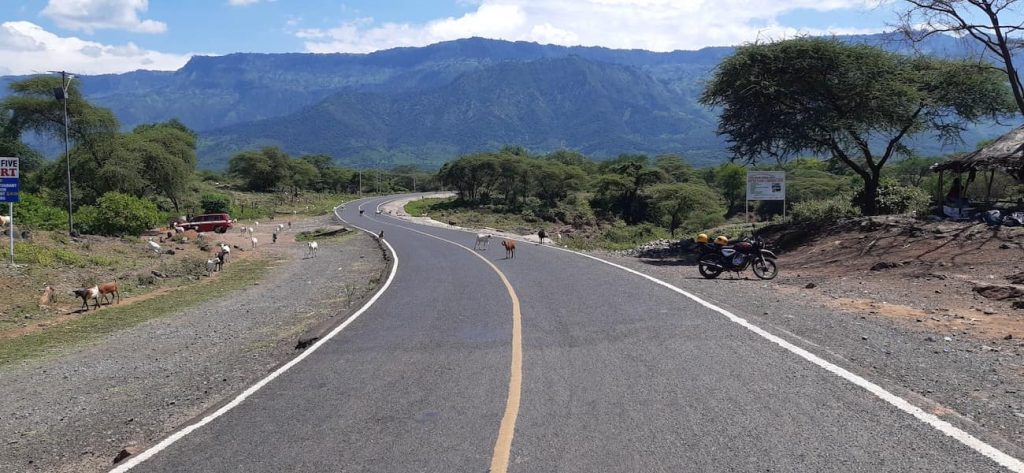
[1005,334,1014,340]
[151,270,167,279]
[1013,301,1024,310]
[943,336,953,342]
[871,262,900,271]
[1001,243,1016,250]
[1008,273,1024,285]
[165,249,176,255]
[925,336,936,342]
[972,285,1024,301]
[805,283,817,289]
[983,309,997,315]
[861,336,868,340]
[112,447,138,464]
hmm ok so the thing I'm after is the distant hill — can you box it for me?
[0,34,1011,169]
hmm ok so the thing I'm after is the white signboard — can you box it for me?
[746,171,786,201]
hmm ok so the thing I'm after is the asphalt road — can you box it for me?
[121,195,1024,473]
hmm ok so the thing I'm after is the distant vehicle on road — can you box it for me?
[181,213,234,234]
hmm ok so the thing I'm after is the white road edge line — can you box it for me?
[380,195,1024,472]
[109,199,399,472]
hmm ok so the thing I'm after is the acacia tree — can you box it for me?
[897,0,1024,116]
[700,38,1012,215]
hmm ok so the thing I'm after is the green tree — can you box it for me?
[228,147,291,192]
[3,76,118,166]
[701,38,1012,215]
[655,154,696,183]
[650,182,725,236]
[713,162,746,214]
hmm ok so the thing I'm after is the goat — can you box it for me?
[206,259,218,276]
[254,221,259,227]
[378,230,385,239]
[98,281,119,305]
[73,286,101,311]
[474,234,492,250]
[272,232,278,244]
[359,210,365,216]
[538,229,547,244]
[147,240,161,253]
[306,241,319,258]
[288,221,292,229]
[501,239,516,259]
[240,226,247,235]
[376,209,382,215]
[216,249,228,267]
[448,220,457,226]
[246,227,255,237]
[173,224,184,234]
[38,285,54,309]
[0,215,9,226]
[251,237,258,249]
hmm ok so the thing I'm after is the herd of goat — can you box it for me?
[70,220,322,313]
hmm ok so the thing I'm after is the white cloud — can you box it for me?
[228,0,261,6]
[42,0,167,34]
[299,0,883,54]
[0,21,193,74]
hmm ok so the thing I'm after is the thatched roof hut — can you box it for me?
[931,126,1024,179]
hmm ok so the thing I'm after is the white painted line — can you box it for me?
[110,200,399,472]
[375,195,1024,472]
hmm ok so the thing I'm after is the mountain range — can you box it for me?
[0,34,1010,169]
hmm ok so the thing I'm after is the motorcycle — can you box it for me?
[697,236,778,280]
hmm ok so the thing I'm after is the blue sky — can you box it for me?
[0,0,901,75]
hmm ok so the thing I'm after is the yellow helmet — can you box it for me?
[714,235,729,246]
[695,233,709,244]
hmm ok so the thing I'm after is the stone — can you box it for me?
[112,447,138,465]
[1005,334,1014,340]
[973,285,1024,301]
[151,270,167,279]
[871,262,899,271]
[1013,301,1024,310]
[805,283,817,289]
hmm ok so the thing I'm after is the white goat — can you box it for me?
[251,237,258,249]
[206,259,218,276]
[147,240,161,253]
[306,241,319,258]
[474,234,492,250]
[0,215,10,226]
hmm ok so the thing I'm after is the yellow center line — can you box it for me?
[367,217,523,473]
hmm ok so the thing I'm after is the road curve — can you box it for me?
[121,194,1023,472]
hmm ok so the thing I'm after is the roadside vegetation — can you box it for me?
[402,37,1024,249]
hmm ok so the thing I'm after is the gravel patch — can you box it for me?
[0,214,387,473]
[599,252,1024,454]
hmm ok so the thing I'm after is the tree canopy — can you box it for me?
[700,37,1013,214]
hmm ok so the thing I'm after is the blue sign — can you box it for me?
[0,157,19,203]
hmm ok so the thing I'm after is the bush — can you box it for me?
[73,205,102,235]
[87,192,162,236]
[854,179,931,216]
[12,194,66,231]
[201,193,231,214]
[790,196,862,224]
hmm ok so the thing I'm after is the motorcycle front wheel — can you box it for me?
[752,258,778,280]
[698,255,723,279]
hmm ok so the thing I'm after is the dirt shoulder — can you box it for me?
[0,214,388,473]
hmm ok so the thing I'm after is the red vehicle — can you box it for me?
[181,213,233,233]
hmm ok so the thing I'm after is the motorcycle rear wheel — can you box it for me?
[698,255,723,279]
[752,258,778,280]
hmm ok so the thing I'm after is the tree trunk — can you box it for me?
[860,174,880,216]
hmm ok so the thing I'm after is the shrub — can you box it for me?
[200,193,231,214]
[853,179,931,216]
[73,205,102,235]
[12,194,66,231]
[88,192,162,236]
[790,196,862,224]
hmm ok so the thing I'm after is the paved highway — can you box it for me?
[117,195,1024,472]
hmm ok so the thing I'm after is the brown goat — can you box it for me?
[98,281,120,305]
[501,239,516,259]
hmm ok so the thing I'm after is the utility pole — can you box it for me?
[50,71,75,236]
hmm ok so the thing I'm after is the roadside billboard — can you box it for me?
[746,171,785,201]
[0,157,19,203]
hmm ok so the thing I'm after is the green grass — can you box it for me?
[295,228,355,243]
[0,257,275,366]
[404,197,448,217]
